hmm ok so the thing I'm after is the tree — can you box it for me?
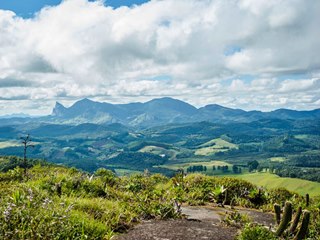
[232,165,239,174]
[248,160,259,172]
[221,165,229,173]
[20,134,34,174]
[95,168,116,188]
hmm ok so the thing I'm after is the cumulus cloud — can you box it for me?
[0,0,319,115]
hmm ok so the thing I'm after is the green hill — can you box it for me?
[236,172,320,196]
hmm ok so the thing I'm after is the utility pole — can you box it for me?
[21,134,34,175]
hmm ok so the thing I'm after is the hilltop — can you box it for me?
[0,158,319,239]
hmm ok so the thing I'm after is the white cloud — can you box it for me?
[0,0,319,115]
[278,78,320,93]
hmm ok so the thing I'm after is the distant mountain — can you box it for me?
[197,104,249,122]
[0,113,33,119]
[126,97,198,126]
[52,102,67,117]
[267,108,320,119]
[4,97,320,128]
[51,97,199,126]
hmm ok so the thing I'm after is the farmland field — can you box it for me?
[269,157,287,162]
[158,160,232,170]
[235,172,320,196]
[195,138,238,156]
[0,141,21,148]
[114,168,142,176]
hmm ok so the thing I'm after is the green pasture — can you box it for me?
[235,172,320,196]
[0,141,21,149]
[195,138,238,156]
[158,160,232,171]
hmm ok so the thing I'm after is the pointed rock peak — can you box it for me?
[54,101,66,109]
[52,102,66,116]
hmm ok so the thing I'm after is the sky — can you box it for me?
[0,0,319,115]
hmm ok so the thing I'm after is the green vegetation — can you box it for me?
[275,201,292,236]
[0,154,320,239]
[270,157,287,162]
[159,160,232,170]
[0,118,319,186]
[237,224,278,240]
[195,138,238,156]
[0,165,178,239]
[0,99,319,238]
[158,160,242,176]
[235,172,320,196]
[0,156,49,172]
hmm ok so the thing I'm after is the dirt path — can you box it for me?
[114,205,275,240]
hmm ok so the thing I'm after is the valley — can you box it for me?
[1,1,319,238]
[0,98,319,194]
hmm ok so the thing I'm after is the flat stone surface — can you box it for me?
[181,206,222,222]
[114,205,275,240]
[114,219,238,240]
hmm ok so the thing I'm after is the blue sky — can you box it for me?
[0,0,149,17]
[0,0,319,115]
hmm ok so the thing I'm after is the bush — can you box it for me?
[223,211,251,228]
[237,224,278,240]
[267,188,294,204]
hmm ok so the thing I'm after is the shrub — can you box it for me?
[267,188,294,204]
[237,224,278,240]
[223,211,251,228]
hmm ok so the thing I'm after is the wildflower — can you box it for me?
[42,198,52,208]
[27,188,34,202]
[3,203,15,222]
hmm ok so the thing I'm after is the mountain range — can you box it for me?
[49,97,320,127]
[1,97,319,128]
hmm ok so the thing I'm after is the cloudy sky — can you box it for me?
[0,0,319,115]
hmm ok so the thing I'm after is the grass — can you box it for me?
[235,172,320,196]
[0,161,320,239]
[154,158,248,176]
[195,138,238,156]
[139,146,178,159]
[114,168,142,176]
[199,138,238,149]
[0,164,180,239]
[158,160,232,170]
[294,134,309,139]
[269,157,287,162]
[195,147,229,155]
[0,141,40,149]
